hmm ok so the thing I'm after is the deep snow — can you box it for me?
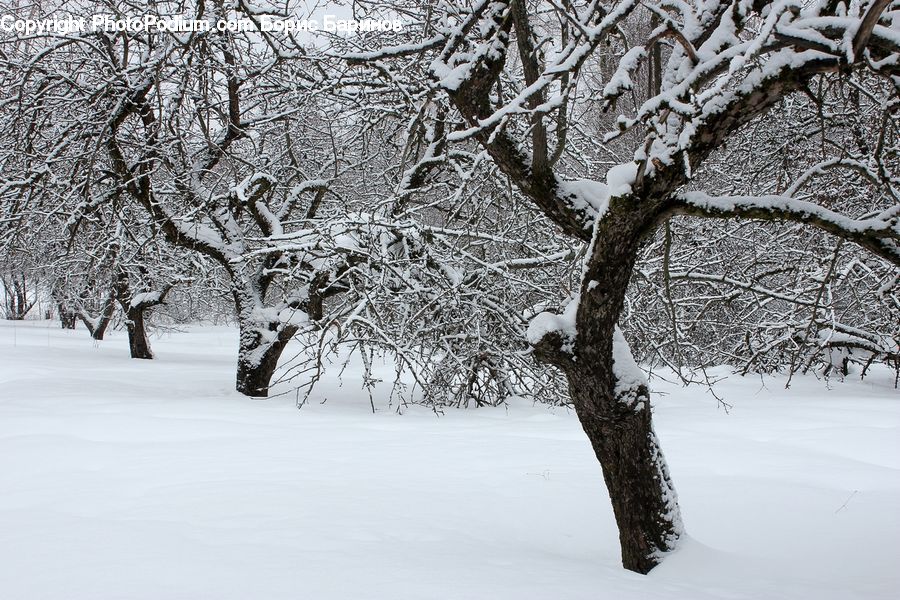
[0,320,897,599]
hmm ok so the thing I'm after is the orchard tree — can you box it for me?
[4,0,574,402]
[354,0,900,572]
[3,1,371,395]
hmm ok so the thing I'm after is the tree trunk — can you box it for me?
[235,322,298,397]
[16,280,28,318]
[583,211,683,572]
[77,293,116,341]
[573,381,682,573]
[2,274,33,320]
[125,307,153,359]
[538,323,684,574]
[57,303,77,329]
[90,302,115,341]
[533,209,683,573]
[90,320,110,341]
[114,272,177,360]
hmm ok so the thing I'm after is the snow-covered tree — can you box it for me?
[2,1,369,394]
[352,0,900,572]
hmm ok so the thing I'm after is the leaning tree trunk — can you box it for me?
[235,321,299,397]
[543,327,683,574]
[533,208,682,573]
[567,352,683,574]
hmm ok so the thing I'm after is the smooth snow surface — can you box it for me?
[1,320,898,599]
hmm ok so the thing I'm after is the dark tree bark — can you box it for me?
[2,273,35,320]
[578,219,682,573]
[57,303,77,329]
[76,292,116,341]
[235,321,299,397]
[533,204,682,573]
[581,405,680,573]
[535,317,682,574]
[114,270,176,360]
[123,306,153,359]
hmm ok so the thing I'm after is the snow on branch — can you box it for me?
[672,192,900,266]
[527,294,580,365]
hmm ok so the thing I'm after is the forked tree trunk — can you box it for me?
[77,293,117,341]
[235,322,299,397]
[86,317,111,340]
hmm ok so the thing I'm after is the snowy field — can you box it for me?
[0,320,898,600]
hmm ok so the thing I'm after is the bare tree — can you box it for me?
[353,0,900,572]
[3,1,368,394]
[0,268,36,320]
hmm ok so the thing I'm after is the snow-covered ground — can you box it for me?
[1,320,897,599]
